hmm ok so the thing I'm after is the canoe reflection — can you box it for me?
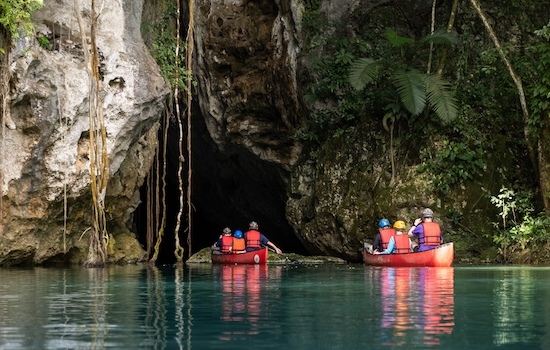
[216,264,280,341]
[379,267,454,346]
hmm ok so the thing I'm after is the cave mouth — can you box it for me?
[134,112,308,265]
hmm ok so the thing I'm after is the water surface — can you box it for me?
[0,264,549,349]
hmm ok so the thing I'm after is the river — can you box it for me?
[0,264,548,349]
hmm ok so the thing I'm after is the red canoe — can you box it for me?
[211,247,268,264]
[363,242,454,267]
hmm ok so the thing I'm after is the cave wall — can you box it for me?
[0,0,168,265]
[189,0,308,252]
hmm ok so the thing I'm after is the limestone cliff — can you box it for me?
[0,0,168,265]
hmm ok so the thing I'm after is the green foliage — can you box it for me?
[301,35,371,145]
[393,69,426,116]
[348,58,381,90]
[528,21,550,140]
[348,28,458,122]
[384,28,413,47]
[0,0,43,38]
[37,34,50,50]
[490,186,550,261]
[418,139,485,193]
[147,2,191,90]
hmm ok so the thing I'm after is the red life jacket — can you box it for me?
[246,230,261,249]
[394,234,411,253]
[221,235,233,253]
[233,237,246,251]
[422,222,441,246]
[380,228,396,250]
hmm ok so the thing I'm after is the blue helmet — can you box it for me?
[234,230,243,239]
[379,218,390,228]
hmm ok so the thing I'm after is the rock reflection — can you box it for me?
[379,267,454,346]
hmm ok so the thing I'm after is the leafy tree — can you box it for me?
[0,0,43,38]
[348,28,458,184]
[349,28,458,122]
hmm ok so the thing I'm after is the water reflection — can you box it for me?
[214,264,282,341]
[1,265,550,349]
[377,267,454,346]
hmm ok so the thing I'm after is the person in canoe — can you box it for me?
[232,229,246,253]
[212,227,234,253]
[364,218,395,253]
[408,208,443,252]
[374,220,418,254]
[244,221,283,254]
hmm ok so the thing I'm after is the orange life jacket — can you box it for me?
[394,234,411,253]
[221,235,233,253]
[233,237,246,252]
[380,228,396,250]
[422,222,441,246]
[246,230,261,249]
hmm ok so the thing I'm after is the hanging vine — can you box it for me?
[145,0,194,264]
[75,0,110,267]
[186,0,195,258]
[172,0,186,264]
[150,103,169,264]
[0,33,7,231]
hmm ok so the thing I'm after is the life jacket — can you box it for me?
[422,222,441,246]
[380,228,396,250]
[233,237,246,252]
[246,229,261,249]
[221,235,233,253]
[394,234,411,253]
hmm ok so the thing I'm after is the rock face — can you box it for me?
[194,0,305,166]
[0,0,168,265]
[188,0,309,251]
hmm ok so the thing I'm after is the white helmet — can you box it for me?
[249,221,259,230]
[422,208,434,218]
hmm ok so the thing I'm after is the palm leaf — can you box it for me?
[385,28,414,47]
[393,69,426,116]
[425,74,458,121]
[420,28,458,46]
[348,58,381,90]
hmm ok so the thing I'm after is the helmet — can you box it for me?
[422,208,434,218]
[222,227,232,234]
[378,218,390,228]
[393,220,406,230]
[234,230,243,239]
[249,221,259,230]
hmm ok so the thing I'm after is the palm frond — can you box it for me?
[420,28,458,46]
[393,69,426,116]
[348,58,381,90]
[425,74,458,122]
[385,28,414,47]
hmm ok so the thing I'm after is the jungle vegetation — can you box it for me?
[301,0,550,263]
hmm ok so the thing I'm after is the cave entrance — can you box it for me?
[134,109,307,265]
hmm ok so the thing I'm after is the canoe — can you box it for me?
[211,247,268,264]
[363,242,454,267]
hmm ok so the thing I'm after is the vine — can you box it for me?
[75,0,110,267]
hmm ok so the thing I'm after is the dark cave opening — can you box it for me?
[134,108,308,265]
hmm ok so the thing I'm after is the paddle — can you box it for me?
[267,247,301,264]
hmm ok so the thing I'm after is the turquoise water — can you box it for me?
[0,264,549,349]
